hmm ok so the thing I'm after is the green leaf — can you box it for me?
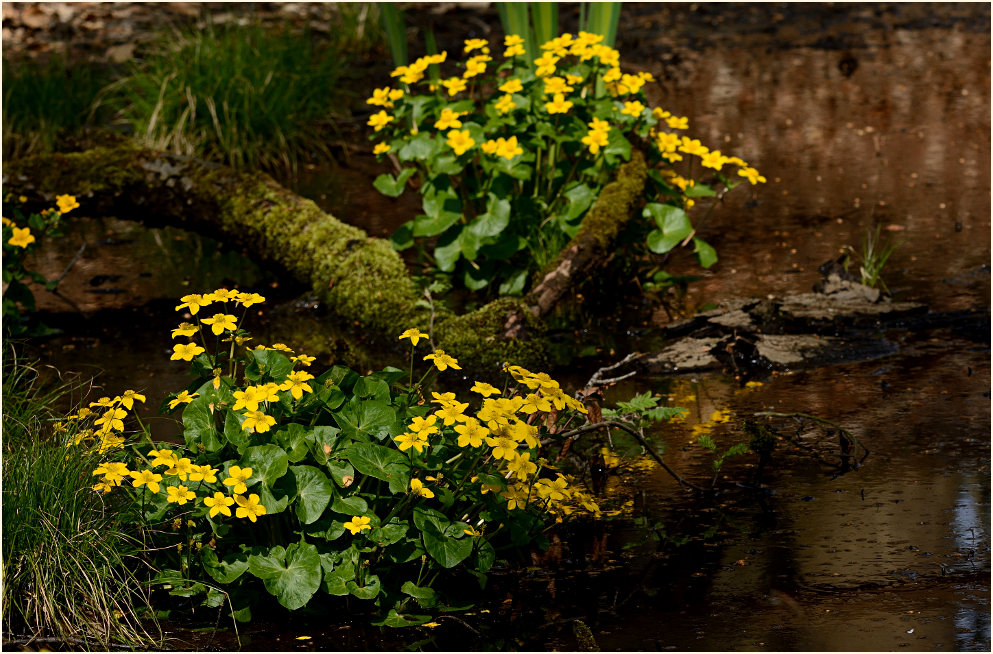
[371,609,433,627]
[433,229,463,272]
[418,181,462,233]
[643,203,692,254]
[248,542,322,611]
[413,505,472,568]
[344,442,410,493]
[346,575,382,600]
[326,458,356,488]
[333,396,396,441]
[238,445,289,490]
[330,492,368,516]
[288,465,334,525]
[390,220,415,251]
[467,194,511,238]
[182,396,223,453]
[561,182,597,223]
[498,268,528,296]
[397,132,438,161]
[368,519,409,547]
[685,183,717,198]
[401,581,437,603]
[276,424,310,463]
[223,409,252,452]
[305,425,342,464]
[322,560,356,595]
[693,237,718,268]
[352,376,391,401]
[373,168,416,198]
[202,548,249,584]
[604,128,632,164]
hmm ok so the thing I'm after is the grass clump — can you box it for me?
[110,21,347,175]
[1,347,160,650]
[1,54,116,159]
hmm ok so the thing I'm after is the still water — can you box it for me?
[20,3,990,650]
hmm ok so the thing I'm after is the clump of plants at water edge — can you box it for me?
[2,347,160,649]
[87,289,623,626]
[369,32,766,294]
[2,193,78,336]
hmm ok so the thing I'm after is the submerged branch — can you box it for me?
[558,419,708,493]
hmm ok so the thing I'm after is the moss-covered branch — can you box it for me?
[3,145,648,372]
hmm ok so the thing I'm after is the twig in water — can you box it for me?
[558,420,709,493]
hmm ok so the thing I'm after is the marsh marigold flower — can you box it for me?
[56,194,80,214]
[367,110,394,132]
[130,469,163,493]
[344,515,372,534]
[445,130,475,156]
[434,108,464,130]
[166,485,196,505]
[373,143,391,155]
[201,313,237,335]
[8,226,35,248]
[494,94,516,114]
[424,349,461,371]
[399,328,429,346]
[234,493,267,522]
[171,342,205,361]
[168,390,198,410]
[441,77,467,97]
[176,293,211,315]
[224,466,253,494]
[204,491,234,518]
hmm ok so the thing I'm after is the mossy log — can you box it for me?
[3,145,639,372]
[525,149,647,317]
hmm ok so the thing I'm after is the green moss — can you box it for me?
[435,298,547,375]
[573,149,647,248]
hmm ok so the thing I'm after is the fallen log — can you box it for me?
[3,145,645,374]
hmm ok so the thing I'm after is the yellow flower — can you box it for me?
[543,76,573,96]
[175,293,211,315]
[434,108,464,130]
[470,381,500,397]
[399,328,429,346]
[666,115,689,130]
[410,478,435,499]
[498,78,523,94]
[367,86,397,108]
[700,150,728,171]
[481,139,499,155]
[56,194,80,214]
[188,464,219,483]
[222,466,253,495]
[367,110,394,132]
[445,129,475,156]
[200,313,237,335]
[373,142,391,155]
[408,414,440,437]
[503,36,526,57]
[92,461,131,484]
[344,515,372,534]
[621,100,646,117]
[494,94,517,115]
[738,166,767,184]
[119,390,145,410]
[8,226,35,248]
[209,288,240,303]
[242,410,276,433]
[94,407,127,432]
[171,342,205,361]
[423,349,461,371]
[602,66,622,83]
[171,322,198,339]
[204,491,234,518]
[234,493,267,522]
[441,77,467,97]
[394,431,429,453]
[454,419,488,448]
[544,93,573,114]
[167,390,198,410]
[581,119,611,154]
[492,136,524,160]
[486,435,518,461]
[130,469,163,493]
[166,484,196,505]
[464,55,490,78]
[463,38,489,53]
[533,53,559,77]
[235,291,265,307]
[280,370,314,400]
[434,400,469,426]
[148,447,179,468]
[165,457,195,481]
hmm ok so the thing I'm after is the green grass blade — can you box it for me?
[530,3,559,48]
[497,2,536,61]
[581,2,621,46]
[380,2,408,67]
